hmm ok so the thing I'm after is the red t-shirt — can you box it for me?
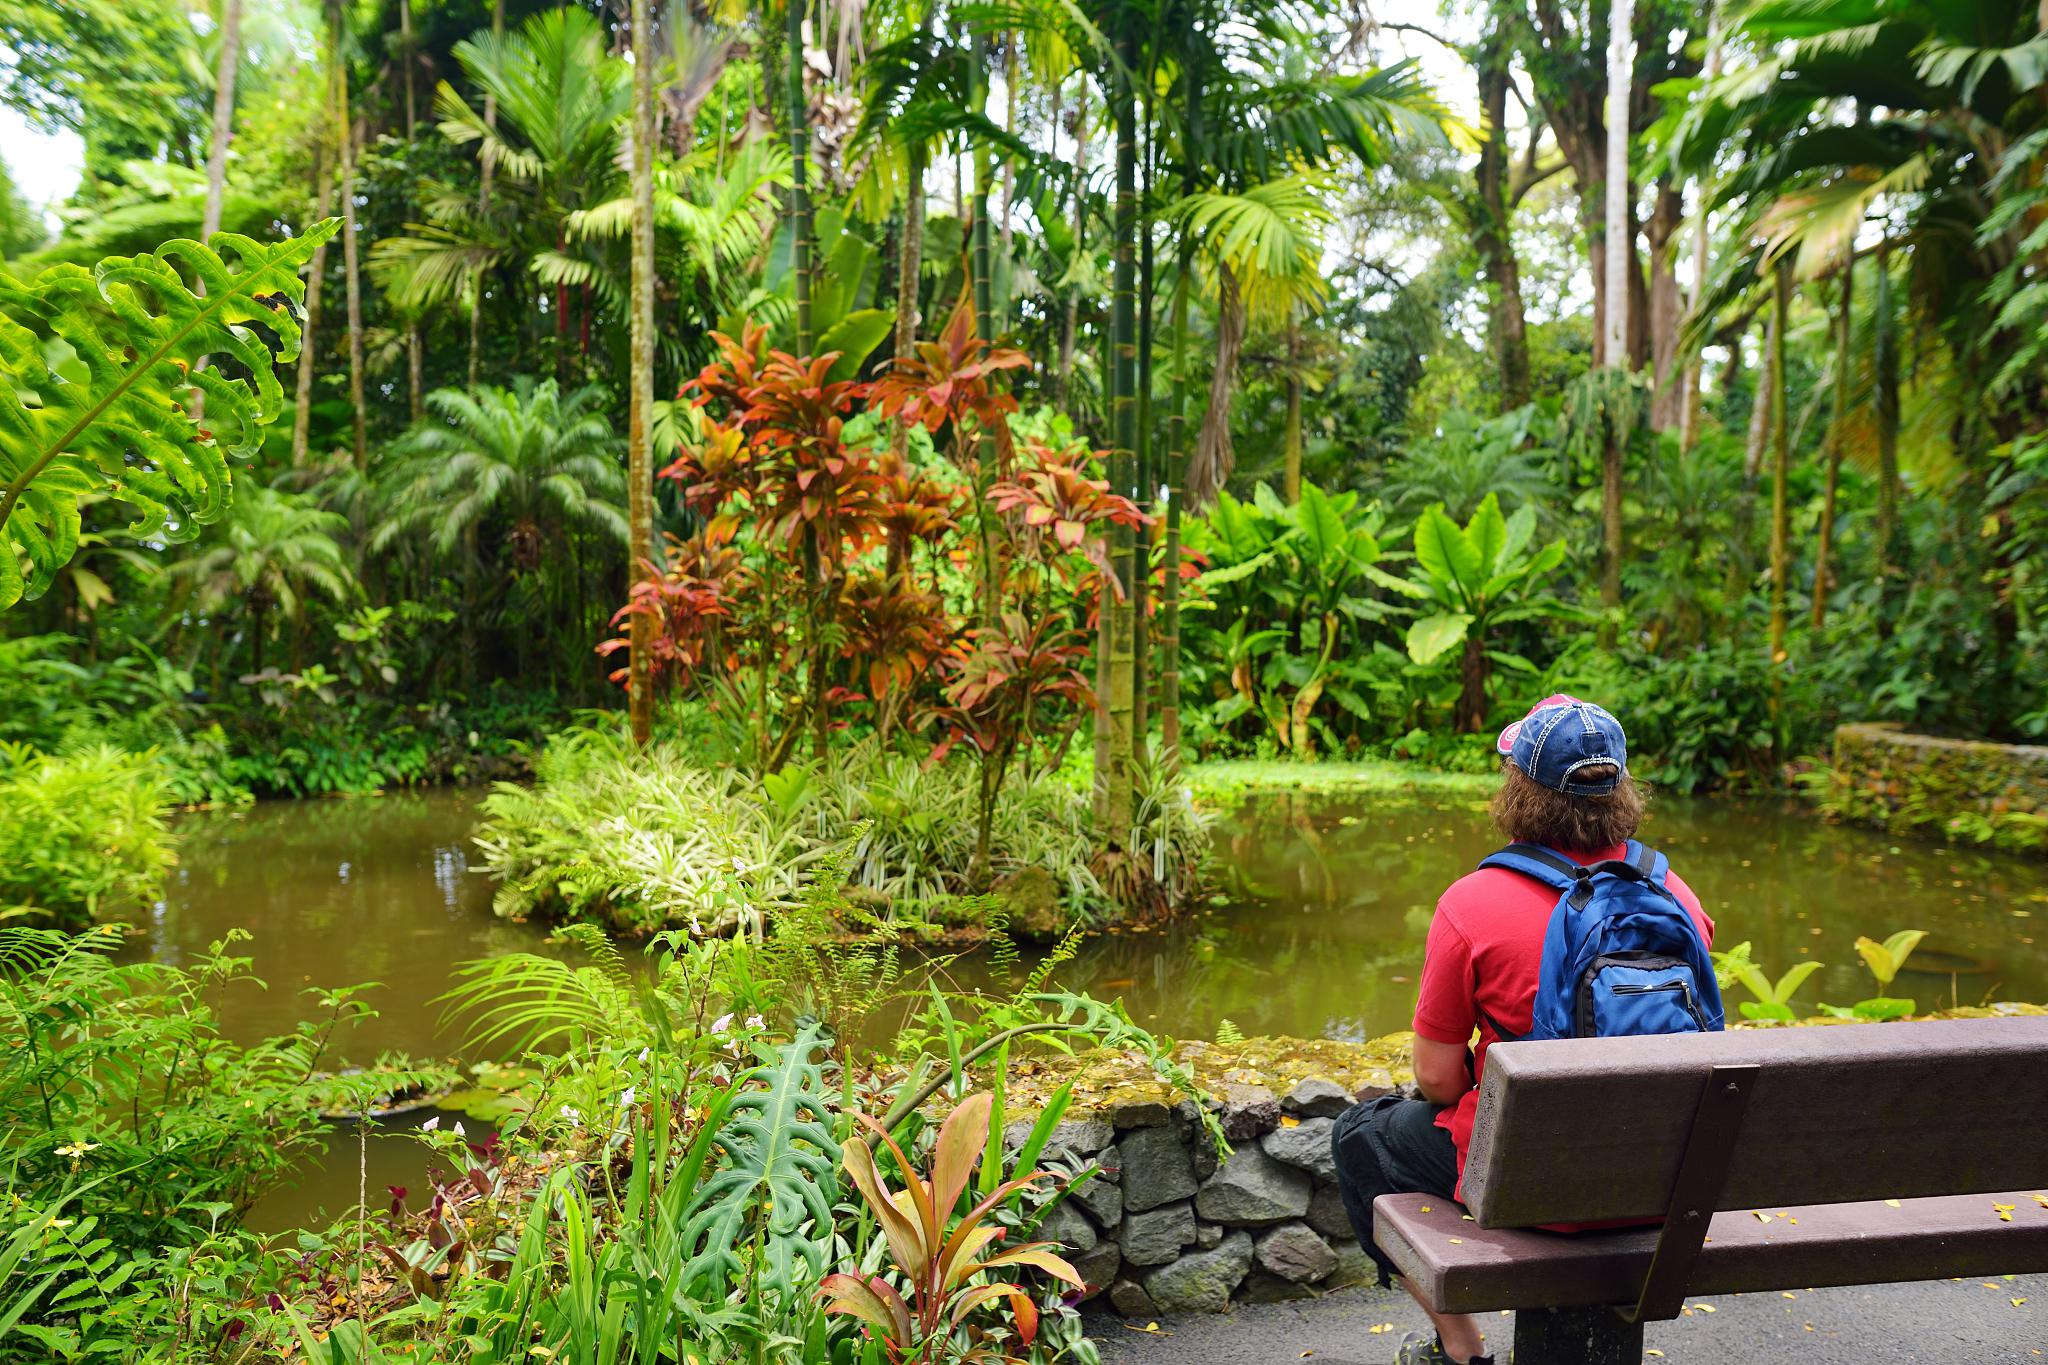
[1413,845,1714,1178]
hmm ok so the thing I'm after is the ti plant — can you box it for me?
[0,226,338,609]
[1712,941,1824,1022]
[820,1091,1084,1364]
[1820,929,1927,1022]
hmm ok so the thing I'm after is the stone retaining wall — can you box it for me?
[1820,723,2048,855]
[1006,1037,1409,1315]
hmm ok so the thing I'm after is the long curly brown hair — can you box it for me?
[1489,761,1647,852]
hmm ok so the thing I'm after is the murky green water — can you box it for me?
[142,783,2048,1228]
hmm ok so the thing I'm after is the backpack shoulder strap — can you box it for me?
[1478,842,1589,893]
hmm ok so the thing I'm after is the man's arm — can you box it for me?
[1412,1035,1475,1107]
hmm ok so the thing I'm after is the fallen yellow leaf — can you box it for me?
[1647,1352,1664,1358]
[2014,1298,2029,1308]
[1753,1211,1774,1223]
[1449,1238,1464,1245]
[1281,1116,1301,1128]
[1368,1323,1396,1335]
[1696,1303,1717,1313]
[1885,1199,1901,1208]
[1419,1205,1432,1213]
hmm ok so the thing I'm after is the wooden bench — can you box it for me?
[1373,1018,2048,1363]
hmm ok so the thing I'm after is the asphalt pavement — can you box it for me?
[1090,1274,2047,1364]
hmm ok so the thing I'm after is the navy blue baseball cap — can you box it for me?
[1496,694,1629,795]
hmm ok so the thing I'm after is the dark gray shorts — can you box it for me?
[1330,1094,1461,1287]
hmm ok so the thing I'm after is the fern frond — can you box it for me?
[0,224,338,609]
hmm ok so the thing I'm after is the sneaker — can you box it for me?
[1393,1332,1495,1365]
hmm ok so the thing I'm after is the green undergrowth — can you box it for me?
[476,723,1209,936]
[0,744,176,931]
[1187,756,1498,803]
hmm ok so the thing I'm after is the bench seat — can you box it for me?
[1377,1190,2048,1315]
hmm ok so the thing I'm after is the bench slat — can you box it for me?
[1463,1018,2048,1227]
[1376,1191,2048,1315]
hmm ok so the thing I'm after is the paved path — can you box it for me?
[1090,1274,2047,1364]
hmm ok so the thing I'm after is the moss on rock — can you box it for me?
[1815,723,2048,855]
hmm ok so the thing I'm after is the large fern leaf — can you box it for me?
[678,1025,840,1292]
[0,223,339,609]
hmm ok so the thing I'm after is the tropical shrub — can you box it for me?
[0,744,175,929]
[822,1092,1084,1364]
[1387,491,1582,733]
[473,723,1205,935]
[0,926,446,1358]
[1179,479,1403,757]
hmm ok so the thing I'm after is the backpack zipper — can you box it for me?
[1610,978,1709,1029]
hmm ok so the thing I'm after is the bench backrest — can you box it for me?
[1462,1018,2048,1228]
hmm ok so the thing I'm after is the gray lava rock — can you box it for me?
[1237,1269,1319,1303]
[1006,1117,1115,1159]
[1283,1077,1355,1118]
[1109,1277,1159,1318]
[1109,1096,1171,1128]
[1119,1123,1196,1213]
[1255,1222,1337,1283]
[1215,1084,1281,1142]
[1039,1200,1097,1253]
[1070,1160,1124,1227]
[1327,1236,1377,1287]
[1118,1200,1196,1266]
[1195,1143,1313,1226]
[1073,1239,1122,1300]
[1140,1230,1254,1313]
[1307,1183,1356,1240]
[1260,1116,1337,1183]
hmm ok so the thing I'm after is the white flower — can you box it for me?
[744,1014,765,1030]
[452,1122,466,1138]
[619,1087,636,1109]
[421,1116,440,1132]
[559,1105,583,1126]
[711,1012,735,1035]
[637,1048,650,1062]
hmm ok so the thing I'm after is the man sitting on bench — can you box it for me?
[1331,695,1718,1365]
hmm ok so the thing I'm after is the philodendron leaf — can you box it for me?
[0,223,338,609]
[1405,611,1473,666]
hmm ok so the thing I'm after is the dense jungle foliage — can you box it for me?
[5,0,2048,1357]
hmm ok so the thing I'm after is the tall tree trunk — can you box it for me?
[627,0,657,745]
[1743,308,1774,484]
[193,0,243,410]
[407,326,424,425]
[1282,307,1303,501]
[1599,0,1633,610]
[997,36,1018,331]
[1055,79,1087,411]
[469,0,504,390]
[1099,23,1138,843]
[1812,257,1853,628]
[787,0,814,353]
[1874,235,1902,631]
[202,0,242,242]
[1132,87,1155,745]
[1472,36,1531,411]
[1160,255,1190,772]
[399,0,416,136]
[1647,178,1684,431]
[889,144,925,487]
[1767,259,1792,664]
[333,0,367,471]
[290,132,333,466]
[1678,9,1722,453]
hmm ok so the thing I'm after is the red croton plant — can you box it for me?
[602,311,1147,839]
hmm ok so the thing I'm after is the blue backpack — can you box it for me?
[1479,840,1725,1041]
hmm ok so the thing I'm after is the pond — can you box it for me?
[136,782,2048,1228]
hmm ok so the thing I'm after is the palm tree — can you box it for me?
[173,486,354,677]
[374,7,632,379]
[373,379,629,567]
